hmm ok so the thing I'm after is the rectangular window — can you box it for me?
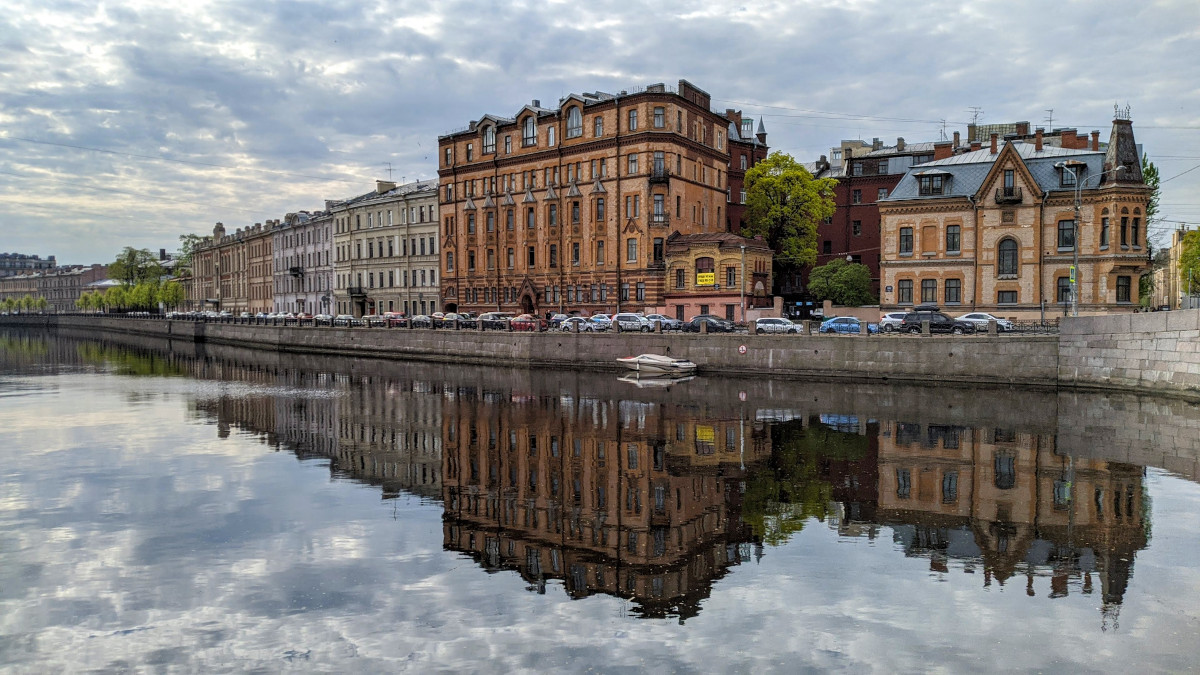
[571,242,580,265]
[726,266,736,287]
[1132,218,1140,247]
[918,175,944,195]
[653,106,665,128]
[507,248,514,269]
[549,244,557,268]
[945,279,961,304]
[877,159,888,175]
[626,238,638,262]
[527,246,535,267]
[628,109,637,131]
[504,135,511,154]
[1058,277,1072,304]
[998,290,1018,304]
[636,282,645,301]
[852,162,863,177]
[852,189,862,204]
[899,227,913,255]
[878,188,889,200]
[506,210,514,230]
[675,268,685,289]
[595,240,605,264]
[921,279,937,303]
[1058,220,1075,250]
[946,224,961,253]
[853,220,862,236]
[1121,217,1129,247]
[594,117,603,137]
[823,241,832,255]
[898,279,913,304]
[1100,217,1110,248]
[1117,275,1132,303]
[467,213,475,234]
[627,154,638,175]
[896,469,911,499]
[548,204,557,227]
[486,211,495,232]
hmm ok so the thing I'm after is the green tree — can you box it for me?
[807,258,876,306]
[1181,229,1200,297]
[103,286,127,312]
[109,247,163,287]
[36,297,48,312]
[20,295,35,311]
[1143,153,1160,223]
[158,280,185,309]
[742,152,838,292]
[2,298,15,313]
[129,282,155,310]
[175,233,203,277]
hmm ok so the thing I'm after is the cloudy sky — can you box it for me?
[2,0,1199,265]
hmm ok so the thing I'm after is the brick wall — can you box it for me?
[1059,309,1200,398]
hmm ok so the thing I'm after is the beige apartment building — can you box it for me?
[438,79,756,317]
[188,221,277,314]
[330,179,440,317]
[879,116,1152,317]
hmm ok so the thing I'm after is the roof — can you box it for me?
[328,178,438,210]
[884,141,1107,202]
[666,232,771,251]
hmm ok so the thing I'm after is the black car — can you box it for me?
[682,315,737,333]
[899,307,976,335]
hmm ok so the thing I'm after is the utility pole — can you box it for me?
[739,244,746,322]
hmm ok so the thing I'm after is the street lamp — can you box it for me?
[1054,162,1125,316]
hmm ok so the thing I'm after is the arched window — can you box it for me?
[522,117,536,146]
[482,125,496,154]
[998,239,1018,276]
[566,107,582,138]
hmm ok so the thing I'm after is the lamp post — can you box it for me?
[1054,162,1125,317]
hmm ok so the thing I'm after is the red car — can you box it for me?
[510,314,547,331]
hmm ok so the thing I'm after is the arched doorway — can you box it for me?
[519,293,535,315]
[444,302,458,313]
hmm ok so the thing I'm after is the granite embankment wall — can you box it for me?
[9,314,1059,388]
[1059,309,1200,399]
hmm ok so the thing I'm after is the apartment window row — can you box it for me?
[895,278,962,305]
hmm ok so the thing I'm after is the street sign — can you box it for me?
[1070,265,1076,283]
[738,344,747,354]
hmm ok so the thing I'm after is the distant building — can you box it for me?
[878,116,1151,316]
[188,221,277,314]
[438,79,751,317]
[329,179,440,317]
[0,252,56,278]
[723,111,770,234]
[0,264,108,312]
[273,210,334,315]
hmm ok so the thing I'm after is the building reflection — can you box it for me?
[855,421,1147,629]
[441,385,771,620]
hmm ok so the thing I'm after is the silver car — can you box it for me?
[754,317,801,334]
[879,312,908,332]
[956,312,1015,332]
[613,313,652,332]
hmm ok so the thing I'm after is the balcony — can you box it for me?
[650,213,670,227]
[995,186,1023,204]
[347,286,366,297]
[649,166,670,184]
[289,266,304,278]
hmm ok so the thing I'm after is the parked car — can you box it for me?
[313,314,334,325]
[955,312,1015,333]
[612,313,652,332]
[820,316,880,334]
[409,314,434,328]
[548,313,570,329]
[383,312,407,327]
[441,312,476,328]
[362,314,385,327]
[644,313,683,331]
[755,317,801,334]
[589,314,613,331]
[900,307,976,334]
[510,314,547,331]
[878,311,908,332]
[559,316,596,332]
[333,314,356,327]
[683,315,736,333]
[478,312,515,330]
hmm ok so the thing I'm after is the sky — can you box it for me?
[2,0,1199,265]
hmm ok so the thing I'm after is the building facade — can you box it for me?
[724,111,769,234]
[0,253,56,278]
[273,210,334,315]
[330,179,440,317]
[662,232,773,321]
[0,264,108,312]
[188,221,277,314]
[878,117,1152,317]
[438,80,751,317]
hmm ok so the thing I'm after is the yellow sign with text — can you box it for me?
[696,272,716,286]
[695,425,715,443]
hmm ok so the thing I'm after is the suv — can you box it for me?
[683,315,736,333]
[612,313,652,332]
[899,306,976,335]
[879,311,908,332]
[644,313,683,331]
[755,317,800,334]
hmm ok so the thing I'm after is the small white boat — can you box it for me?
[616,353,698,375]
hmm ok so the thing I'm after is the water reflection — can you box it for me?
[2,328,1180,631]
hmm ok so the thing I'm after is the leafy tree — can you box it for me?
[109,247,163,287]
[807,258,876,306]
[20,295,35,311]
[129,282,155,310]
[103,286,127,312]
[1143,153,1160,223]
[742,152,838,292]
[175,233,203,277]
[158,280,185,309]
[2,298,15,313]
[36,297,48,312]
[1181,229,1200,296]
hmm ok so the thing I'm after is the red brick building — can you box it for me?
[724,112,769,234]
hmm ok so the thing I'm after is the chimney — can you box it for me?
[934,140,953,160]
[1061,128,1078,149]
[159,248,167,261]
[971,141,982,151]
[953,131,960,148]
[896,137,906,151]
[1035,127,1044,152]
[990,133,998,154]
[872,137,882,151]
[1016,122,1030,136]
[376,180,397,194]
[532,99,541,108]
[1091,130,1100,151]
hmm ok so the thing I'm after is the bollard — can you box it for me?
[614,320,622,333]
[506,318,513,332]
[859,321,868,335]
[987,319,998,336]
[653,320,662,334]
[571,320,579,333]
[922,319,931,336]
[700,319,708,334]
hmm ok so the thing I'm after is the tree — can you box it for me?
[742,152,838,291]
[175,233,203,277]
[128,282,155,310]
[807,258,876,306]
[1181,229,1200,297]
[109,247,163,287]
[158,280,185,309]
[36,297,48,312]
[1143,153,1160,223]
[103,286,127,312]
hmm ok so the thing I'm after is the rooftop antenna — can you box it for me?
[383,162,394,180]
[1044,109,1054,128]
[968,106,984,126]
[938,119,948,141]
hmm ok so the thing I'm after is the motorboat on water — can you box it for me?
[615,353,698,375]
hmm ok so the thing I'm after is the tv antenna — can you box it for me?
[968,106,984,126]
[383,162,394,180]
[1044,109,1054,128]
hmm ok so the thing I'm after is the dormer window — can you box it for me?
[566,107,583,138]
[482,126,496,154]
[741,119,753,138]
[1059,161,1085,187]
[522,117,536,147]
[918,175,944,195]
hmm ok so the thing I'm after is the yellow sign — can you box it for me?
[695,425,715,443]
[696,272,716,286]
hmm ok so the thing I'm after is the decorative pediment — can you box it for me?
[566,182,582,198]
[589,179,606,194]
[544,185,558,200]
[501,191,516,206]
[482,195,496,209]
[622,219,642,234]
[523,189,537,203]
[463,197,477,211]
[518,276,539,296]
[974,142,1043,202]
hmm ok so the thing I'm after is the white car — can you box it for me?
[559,317,595,332]
[754,317,801,334]
[612,313,652,332]
[956,312,1015,332]
[879,312,908,332]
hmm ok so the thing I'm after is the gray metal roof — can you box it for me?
[884,141,1105,202]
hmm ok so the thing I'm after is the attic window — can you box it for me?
[918,175,944,195]
[522,117,536,147]
[483,126,496,154]
[741,119,753,138]
[566,107,582,139]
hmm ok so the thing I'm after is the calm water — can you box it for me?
[2,329,1200,673]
